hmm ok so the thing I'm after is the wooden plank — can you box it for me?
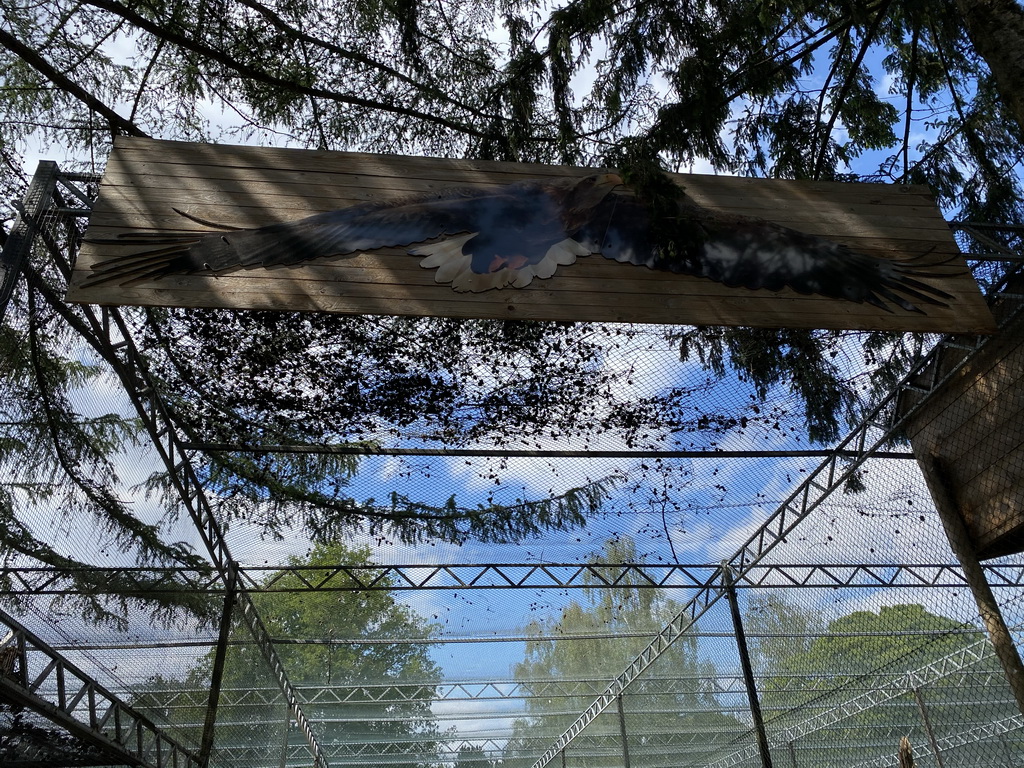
[929,364,1024,482]
[68,137,994,332]
[65,276,991,333]
[907,356,1024,453]
[87,183,953,236]
[72,241,987,308]
[902,333,1024,446]
[98,157,945,209]
[964,472,1024,531]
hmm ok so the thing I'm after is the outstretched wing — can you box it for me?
[85,172,956,312]
[576,192,956,313]
[82,175,621,291]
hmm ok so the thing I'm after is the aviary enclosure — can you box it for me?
[1,145,1023,768]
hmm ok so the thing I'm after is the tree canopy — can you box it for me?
[133,541,445,766]
[504,537,742,767]
[744,597,1018,764]
[2,0,1023,624]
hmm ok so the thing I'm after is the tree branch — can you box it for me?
[79,0,488,139]
[0,27,148,137]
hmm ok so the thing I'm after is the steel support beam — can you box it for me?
[0,163,96,323]
[6,562,1022,596]
[198,567,237,767]
[723,566,773,768]
[703,635,1000,768]
[0,606,201,768]
[184,442,915,460]
[99,310,327,767]
[616,693,631,768]
[87,667,1014,715]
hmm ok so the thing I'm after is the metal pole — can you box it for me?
[560,747,566,768]
[723,566,774,768]
[911,687,944,768]
[279,712,291,768]
[616,693,631,768]
[184,442,916,460]
[199,567,237,768]
[786,741,798,768]
[919,455,1024,717]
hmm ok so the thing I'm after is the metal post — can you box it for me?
[723,566,774,768]
[279,713,291,768]
[911,687,944,768]
[560,747,566,768]
[920,455,1024,717]
[616,693,631,768]
[786,740,798,768]
[199,567,237,767]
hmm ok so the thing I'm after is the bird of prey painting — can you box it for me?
[83,173,953,313]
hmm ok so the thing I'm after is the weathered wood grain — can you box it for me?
[68,137,995,332]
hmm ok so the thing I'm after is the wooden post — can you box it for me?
[920,455,1024,716]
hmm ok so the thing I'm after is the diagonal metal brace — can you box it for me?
[0,605,202,768]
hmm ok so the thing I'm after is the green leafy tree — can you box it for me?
[133,540,445,766]
[504,537,742,767]
[746,599,1019,765]
[0,276,217,627]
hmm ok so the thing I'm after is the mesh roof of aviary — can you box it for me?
[2,155,1022,768]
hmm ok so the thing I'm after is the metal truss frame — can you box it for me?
[4,562,1021,595]
[103,675,750,710]
[851,714,1024,768]
[0,605,201,768]
[125,670,957,711]
[0,161,96,323]
[531,283,1024,768]
[3,161,1022,768]
[705,635,1000,767]
[215,729,742,765]
[2,164,330,768]
[86,308,329,768]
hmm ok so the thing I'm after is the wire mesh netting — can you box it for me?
[1,167,1023,768]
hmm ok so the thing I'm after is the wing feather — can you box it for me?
[83,183,562,286]
[578,193,957,312]
[84,173,958,314]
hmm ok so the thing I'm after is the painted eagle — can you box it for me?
[84,173,953,312]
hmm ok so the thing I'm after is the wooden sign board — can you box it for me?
[67,137,995,333]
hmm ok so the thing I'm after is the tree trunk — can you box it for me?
[955,0,1024,135]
